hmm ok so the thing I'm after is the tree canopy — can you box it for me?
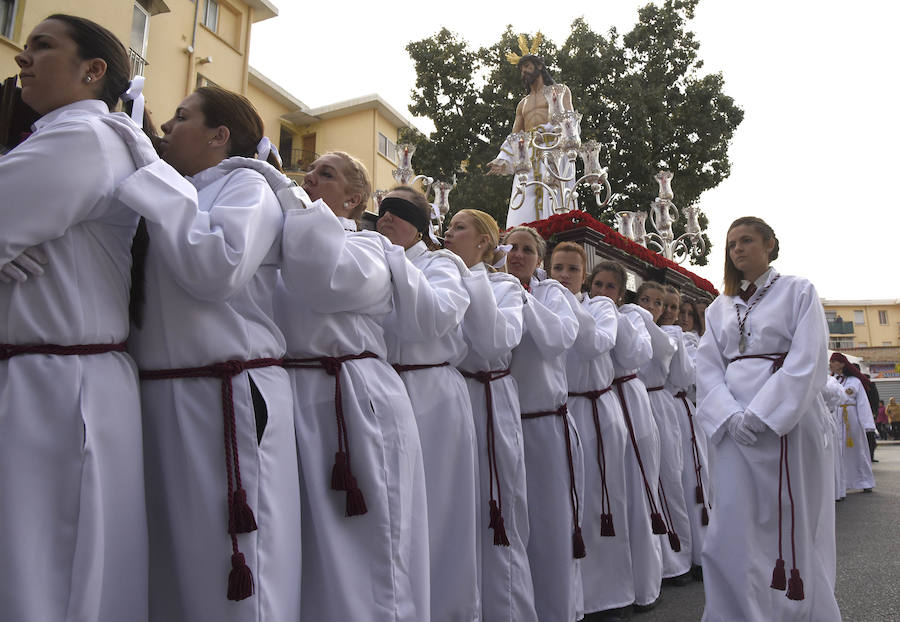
[403,0,743,265]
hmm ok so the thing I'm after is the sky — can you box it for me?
[250,0,900,299]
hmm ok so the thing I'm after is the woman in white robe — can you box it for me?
[550,243,634,618]
[504,226,584,622]
[587,262,664,611]
[276,152,429,622]
[829,352,876,493]
[696,216,840,622]
[377,186,481,622]
[821,374,846,501]
[0,16,148,622]
[445,210,537,622]
[114,87,302,622]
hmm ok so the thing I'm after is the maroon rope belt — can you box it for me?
[0,342,127,359]
[140,356,283,601]
[521,402,586,559]
[727,351,803,600]
[611,375,667,535]
[569,387,615,537]
[460,368,512,546]
[393,361,450,373]
[283,352,378,519]
[646,385,665,392]
[644,385,681,549]
[675,390,710,526]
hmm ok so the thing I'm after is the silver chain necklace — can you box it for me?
[734,274,781,353]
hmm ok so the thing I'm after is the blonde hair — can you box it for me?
[457,209,503,267]
[723,216,779,296]
[327,151,372,221]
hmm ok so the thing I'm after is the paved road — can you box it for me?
[628,441,900,621]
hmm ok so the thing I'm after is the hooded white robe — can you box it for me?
[383,241,481,622]
[566,294,634,613]
[696,270,840,622]
[835,374,875,491]
[611,303,664,607]
[512,278,584,622]
[117,158,302,622]
[276,202,429,622]
[457,264,537,622]
[0,100,147,622]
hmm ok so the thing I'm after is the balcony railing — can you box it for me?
[827,319,854,335]
[129,48,149,78]
[283,149,318,172]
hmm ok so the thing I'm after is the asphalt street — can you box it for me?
[624,441,900,621]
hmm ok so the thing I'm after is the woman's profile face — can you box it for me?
[505,231,541,285]
[15,19,93,115]
[726,224,773,280]
[376,189,421,249]
[637,287,665,323]
[549,250,584,295]
[443,212,485,268]
[159,93,219,176]
[589,270,622,303]
[302,154,354,217]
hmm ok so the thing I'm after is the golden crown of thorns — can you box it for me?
[505,32,543,65]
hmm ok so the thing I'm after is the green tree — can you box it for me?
[405,0,742,265]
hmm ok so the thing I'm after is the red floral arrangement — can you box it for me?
[519,210,718,295]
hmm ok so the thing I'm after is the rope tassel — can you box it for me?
[227,552,254,601]
[770,558,786,590]
[229,488,258,534]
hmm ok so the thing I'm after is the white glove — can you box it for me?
[742,411,769,434]
[218,157,321,214]
[99,112,160,169]
[727,412,758,445]
[0,245,48,283]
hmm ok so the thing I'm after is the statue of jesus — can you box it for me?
[487,37,577,228]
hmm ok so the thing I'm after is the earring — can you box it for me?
[477,243,482,248]
[343,201,350,208]
[85,76,92,83]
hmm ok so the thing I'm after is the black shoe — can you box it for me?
[864,488,873,493]
[633,594,661,613]
[691,564,704,582]
[590,606,632,621]
[662,571,692,587]
[873,459,879,462]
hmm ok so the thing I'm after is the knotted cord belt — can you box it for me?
[568,387,615,537]
[521,403,586,559]
[612,375,667,535]
[674,390,710,526]
[393,361,450,373]
[460,368,512,546]
[840,404,854,448]
[646,385,681,551]
[0,342,127,359]
[140,356,284,601]
[727,351,803,600]
[283,352,378,518]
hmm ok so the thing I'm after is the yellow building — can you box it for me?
[2,1,412,213]
[822,299,900,349]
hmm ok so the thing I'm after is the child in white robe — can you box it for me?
[830,352,876,493]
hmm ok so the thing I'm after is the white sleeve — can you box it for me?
[696,303,744,441]
[851,378,876,431]
[572,294,617,357]
[522,282,579,357]
[663,325,695,388]
[613,305,653,369]
[462,273,523,360]
[0,121,112,262]
[281,202,392,313]
[117,163,282,301]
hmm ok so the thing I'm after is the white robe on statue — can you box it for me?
[610,303,663,607]
[666,328,710,567]
[637,319,693,579]
[566,294,634,613]
[511,278,585,622]
[457,264,537,622]
[0,100,147,622]
[821,376,845,500]
[117,158,302,622]
[383,241,481,622]
[696,269,840,622]
[835,375,876,491]
[276,202,429,622]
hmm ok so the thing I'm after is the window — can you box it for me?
[129,3,150,76]
[377,132,397,163]
[0,0,17,39]
[854,310,865,325]
[828,338,854,349]
[202,0,218,31]
[196,74,219,89]
[857,341,868,347]
[884,341,893,346]
[879,310,888,325]
[825,310,837,321]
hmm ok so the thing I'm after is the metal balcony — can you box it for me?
[283,149,318,172]
[129,48,149,78]
[827,319,854,335]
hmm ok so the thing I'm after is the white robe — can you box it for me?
[610,303,663,606]
[277,202,429,622]
[566,294,634,613]
[666,328,710,567]
[822,376,845,500]
[457,264,537,622]
[118,158,302,622]
[511,278,584,622]
[696,270,840,622]
[0,100,147,622]
[383,241,481,622]
[835,375,876,491]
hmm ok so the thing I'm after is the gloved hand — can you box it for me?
[727,412,759,445]
[742,411,769,434]
[218,157,323,214]
[99,112,160,168]
[0,245,48,283]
